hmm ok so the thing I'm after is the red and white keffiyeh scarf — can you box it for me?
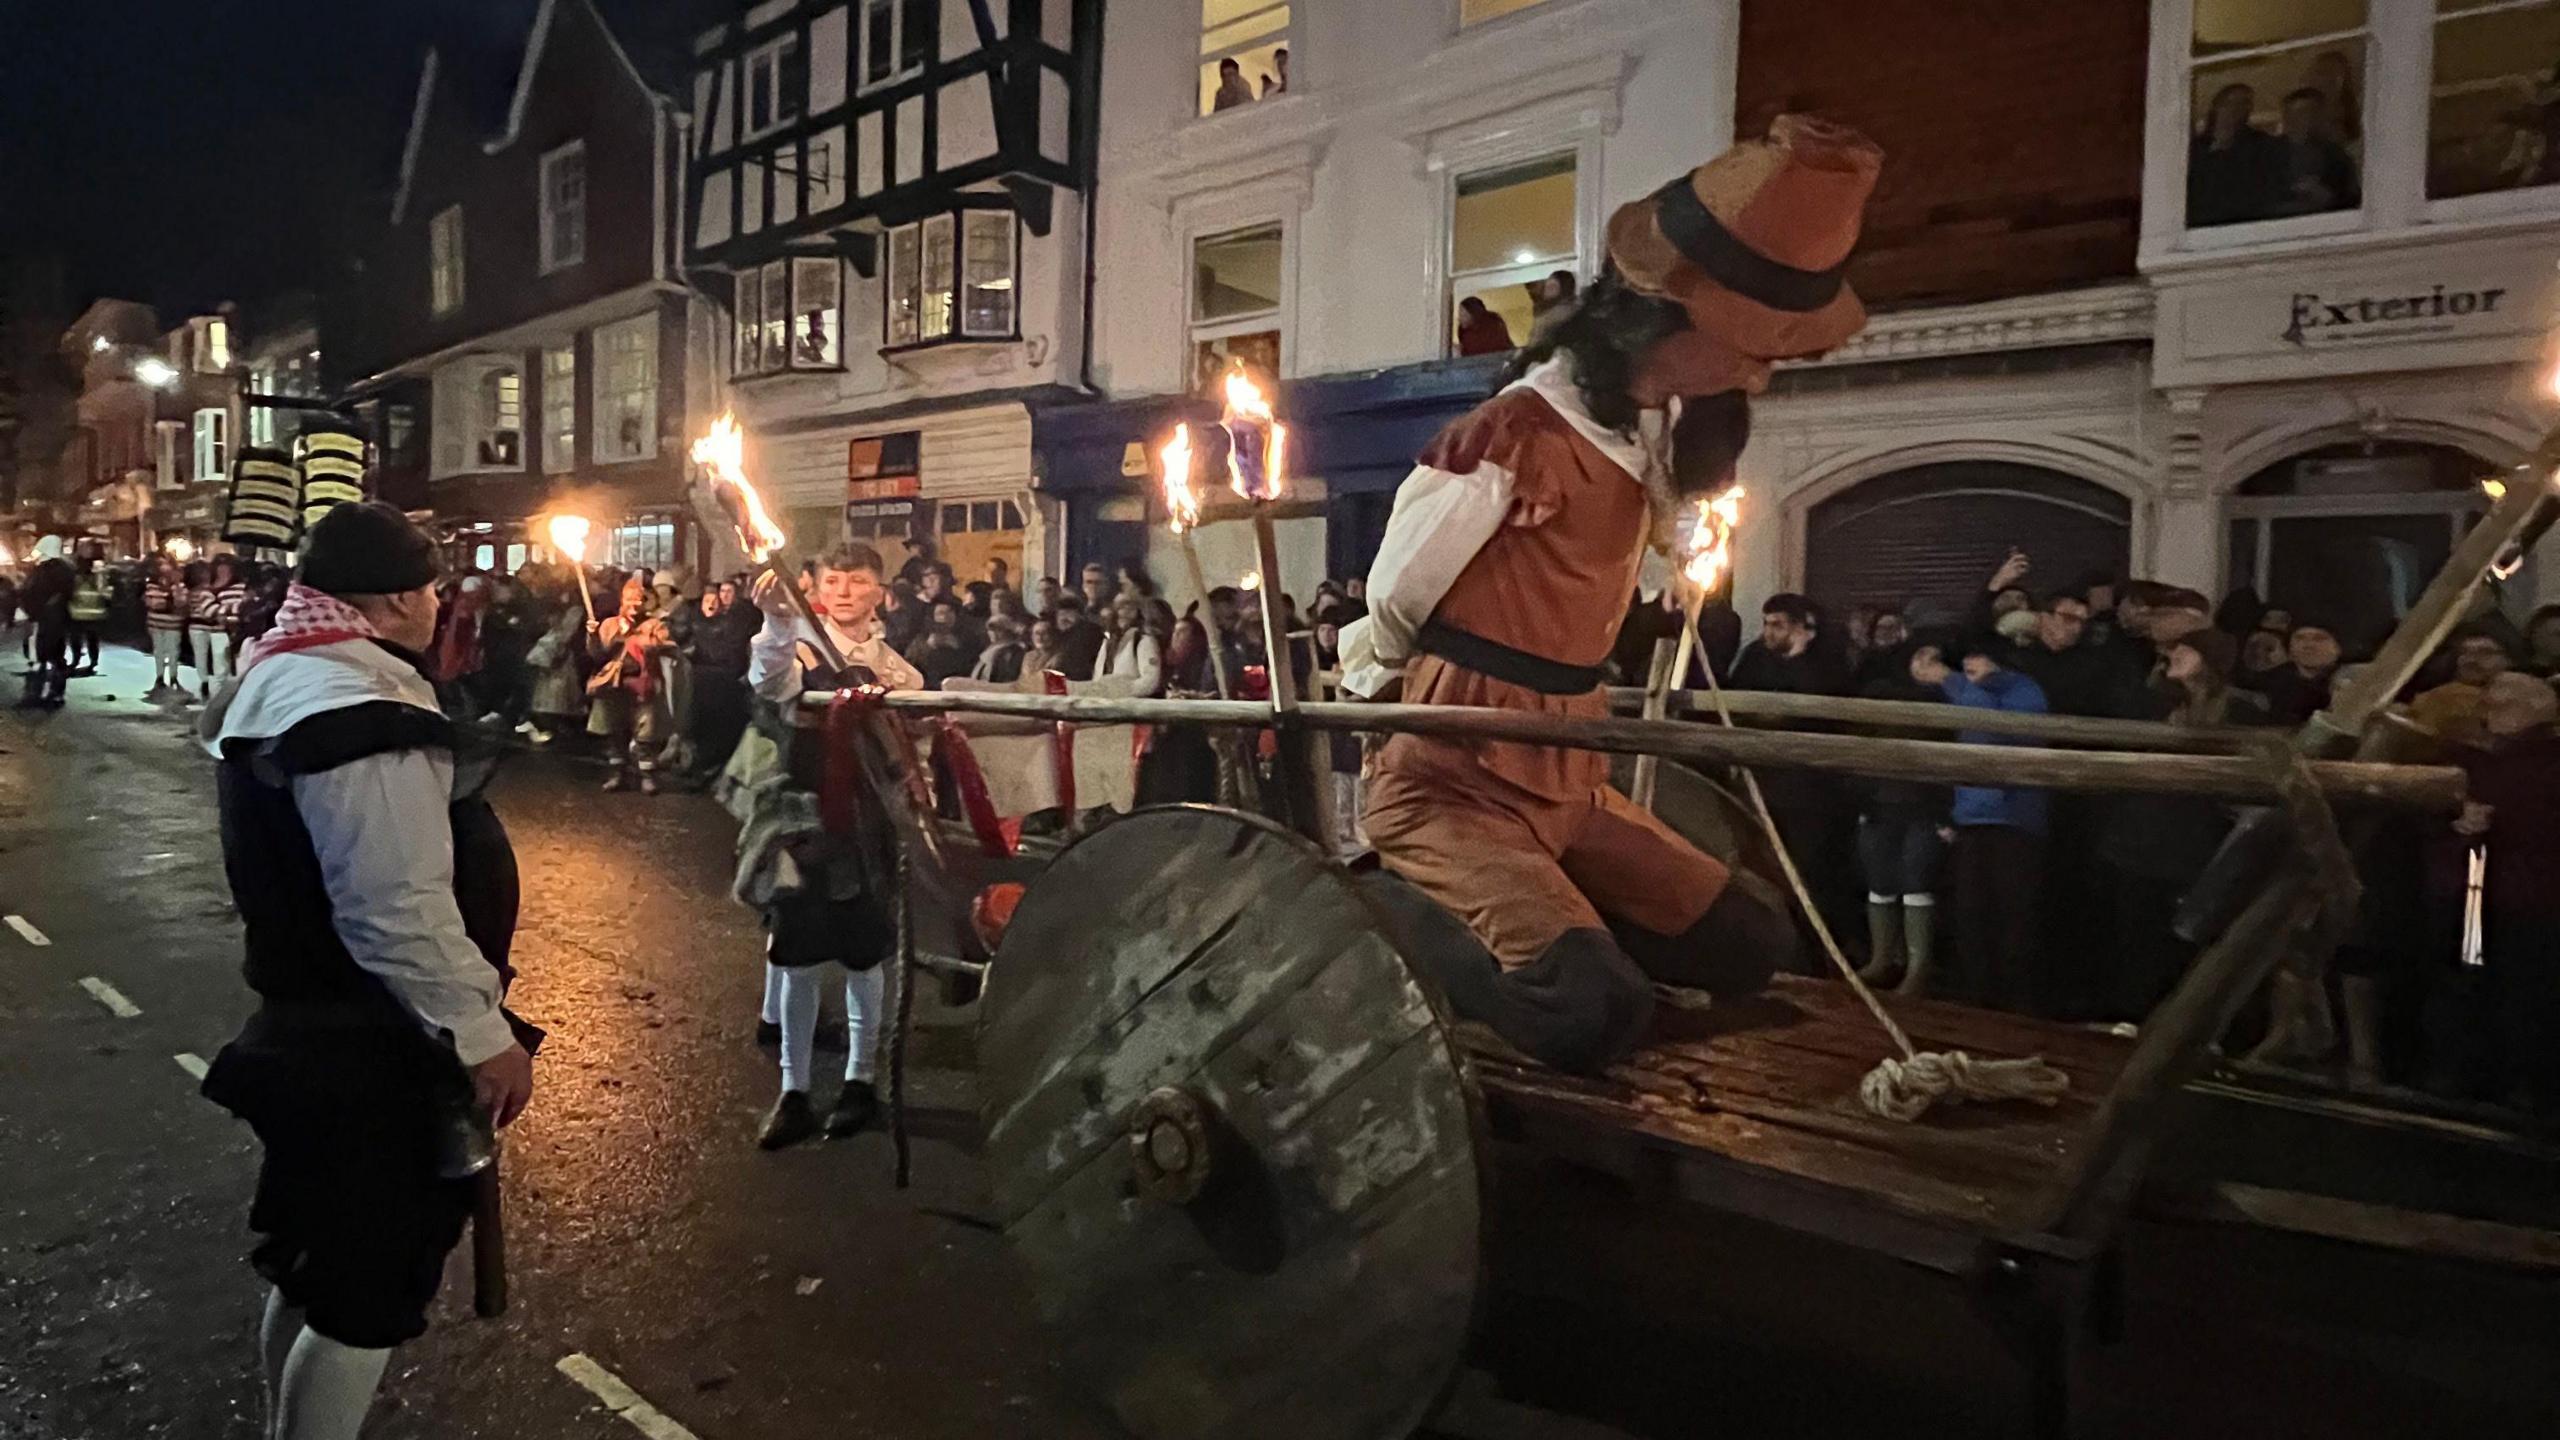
[242,583,379,674]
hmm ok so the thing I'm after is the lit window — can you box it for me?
[2428,0,2560,201]
[884,210,1018,348]
[541,345,576,473]
[193,409,227,482]
[1447,153,1577,357]
[735,265,765,374]
[591,315,659,464]
[2182,0,2366,229]
[760,259,790,369]
[540,142,587,272]
[1187,221,1284,388]
[1460,0,1552,24]
[249,368,278,446]
[430,205,466,314]
[430,356,523,476]
[861,0,935,91]
[746,35,804,138]
[792,257,843,366]
[1198,1,1289,116]
[610,520,677,570]
[198,318,230,372]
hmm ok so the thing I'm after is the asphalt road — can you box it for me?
[0,644,1114,1440]
[4,643,2559,1440]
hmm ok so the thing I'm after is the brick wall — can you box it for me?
[1736,0,2149,310]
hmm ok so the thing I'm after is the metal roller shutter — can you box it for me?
[1804,462,2131,615]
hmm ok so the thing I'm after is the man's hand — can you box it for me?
[471,1042,535,1129]
[2456,801,2495,838]
[1988,548,2030,592]
[751,569,783,609]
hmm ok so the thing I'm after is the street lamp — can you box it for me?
[133,357,178,389]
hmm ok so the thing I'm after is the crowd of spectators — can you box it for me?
[1659,550,2560,1113]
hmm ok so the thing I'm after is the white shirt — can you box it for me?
[201,638,514,1066]
[748,606,924,697]
[1335,359,1662,698]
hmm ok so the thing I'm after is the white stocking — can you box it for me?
[259,1287,302,1434]
[844,964,885,1083]
[272,1327,391,1440]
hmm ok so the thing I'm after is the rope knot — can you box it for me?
[1859,1049,2073,1123]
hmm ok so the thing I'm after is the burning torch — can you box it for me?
[692,412,848,675]
[546,514,597,622]
[1161,363,1294,707]
[1157,423,1237,700]
[1631,488,1744,808]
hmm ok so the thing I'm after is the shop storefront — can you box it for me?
[1031,357,1499,604]
[757,399,1040,587]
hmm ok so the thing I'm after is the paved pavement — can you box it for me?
[3,641,2559,1439]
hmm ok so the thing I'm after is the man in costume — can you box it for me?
[1340,116,1882,1074]
[197,503,537,1439]
[588,575,674,793]
[740,542,923,1147]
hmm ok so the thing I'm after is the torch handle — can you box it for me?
[572,565,596,624]
[1250,514,1297,714]
[1178,535,1237,700]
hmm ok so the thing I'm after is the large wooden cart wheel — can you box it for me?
[979,806,1483,1440]
[1608,755,1758,865]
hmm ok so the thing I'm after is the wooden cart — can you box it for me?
[802,472,2555,1440]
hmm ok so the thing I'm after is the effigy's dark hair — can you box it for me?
[1498,270,1692,437]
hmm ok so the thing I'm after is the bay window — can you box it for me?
[2157,0,2560,248]
[541,345,576,472]
[591,315,658,464]
[884,208,1020,349]
[430,356,524,477]
[735,257,847,377]
[2427,0,2560,201]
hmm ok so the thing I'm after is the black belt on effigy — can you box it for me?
[1416,618,1605,696]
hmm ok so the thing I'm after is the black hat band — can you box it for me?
[1653,177,1845,314]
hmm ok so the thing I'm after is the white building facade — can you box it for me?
[1047,0,1730,607]
[683,0,1098,585]
[1051,0,2560,655]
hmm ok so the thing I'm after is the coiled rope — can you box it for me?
[1676,606,2072,1122]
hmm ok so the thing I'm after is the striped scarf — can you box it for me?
[241,584,378,674]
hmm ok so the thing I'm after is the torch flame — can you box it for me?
[1218,362,1287,503]
[691,412,788,564]
[1679,487,1746,595]
[1159,423,1202,533]
[547,513,592,563]
[164,536,196,564]
[2483,476,2509,502]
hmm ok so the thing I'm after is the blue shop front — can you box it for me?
[1032,356,1502,595]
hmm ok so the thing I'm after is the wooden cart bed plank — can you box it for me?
[1470,976,2133,1244]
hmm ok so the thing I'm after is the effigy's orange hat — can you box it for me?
[1606,114,1882,362]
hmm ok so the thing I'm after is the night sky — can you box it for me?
[0,0,720,322]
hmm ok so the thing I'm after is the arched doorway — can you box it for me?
[1803,462,2132,613]
[2225,440,2497,655]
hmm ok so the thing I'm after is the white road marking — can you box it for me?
[5,914,50,946]
[174,1053,210,1080]
[555,1354,702,1440]
[78,977,141,1018]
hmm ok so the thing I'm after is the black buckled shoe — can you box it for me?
[757,1090,819,1150]
[826,1080,880,1139]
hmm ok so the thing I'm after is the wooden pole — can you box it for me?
[849,691,2466,811]
[1627,635,1681,810]
[1176,530,1237,699]
[1250,512,1296,713]
[1607,686,2251,753]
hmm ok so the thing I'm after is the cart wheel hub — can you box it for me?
[1130,1087,1214,1204]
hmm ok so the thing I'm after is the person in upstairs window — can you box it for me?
[1212,56,1255,111]
[1456,297,1515,356]
[741,543,923,1149]
[2188,81,2284,226]
[197,503,538,1440]
[1338,116,1881,1074]
[2275,85,2360,217]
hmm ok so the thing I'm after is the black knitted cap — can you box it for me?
[297,501,439,596]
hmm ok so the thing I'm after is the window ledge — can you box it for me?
[880,332,1024,358]
[2142,209,2560,279]
[735,364,850,383]
[880,334,1038,383]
